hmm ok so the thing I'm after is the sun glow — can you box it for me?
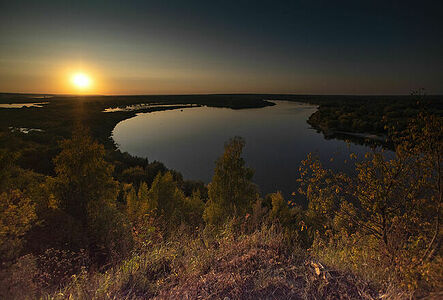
[71,73,92,89]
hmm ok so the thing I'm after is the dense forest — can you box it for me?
[0,94,442,299]
[305,92,443,142]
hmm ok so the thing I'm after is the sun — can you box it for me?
[71,73,91,89]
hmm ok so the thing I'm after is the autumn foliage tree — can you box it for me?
[299,114,442,291]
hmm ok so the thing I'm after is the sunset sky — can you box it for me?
[1,0,442,95]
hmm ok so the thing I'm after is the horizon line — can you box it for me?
[1,91,440,97]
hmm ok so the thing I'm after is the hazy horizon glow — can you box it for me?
[1,0,442,95]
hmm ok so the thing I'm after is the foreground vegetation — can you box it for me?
[0,93,442,298]
[46,225,380,299]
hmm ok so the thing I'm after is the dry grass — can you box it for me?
[38,225,381,300]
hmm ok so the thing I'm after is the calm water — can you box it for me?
[112,101,374,198]
[0,102,49,108]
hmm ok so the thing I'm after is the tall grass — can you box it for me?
[37,223,380,300]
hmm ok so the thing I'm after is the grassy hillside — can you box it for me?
[45,225,379,300]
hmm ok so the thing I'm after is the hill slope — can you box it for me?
[48,226,379,300]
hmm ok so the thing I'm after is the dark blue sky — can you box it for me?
[1,0,442,94]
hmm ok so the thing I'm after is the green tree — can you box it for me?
[51,126,132,258]
[52,126,118,224]
[147,172,186,228]
[204,137,258,226]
